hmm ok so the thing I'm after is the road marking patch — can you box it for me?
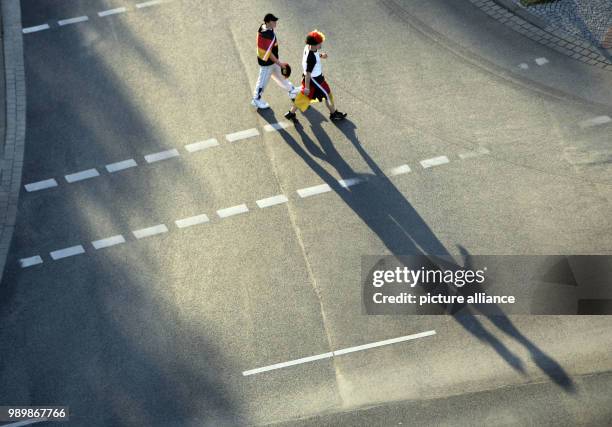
[518,63,529,70]
[226,128,260,142]
[242,330,436,376]
[133,224,169,239]
[263,122,294,132]
[106,159,138,173]
[185,138,219,153]
[420,156,450,168]
[50,245,85,260]
[25,179,58,192]
[175,214,210,228]
[217,204,249,218]
[98,7,127,17]
[22,24,51,34]
[58,16,89,26]
[19,256,43,268]
[535,57,549,66]
[65,168,100,183]
[389,164,411,176]
[144,149,180,163]
[136,0,166,8]
[297,184,332,198]
[579,115,611,129]
[256,195,288,208]
[92,235,126,250]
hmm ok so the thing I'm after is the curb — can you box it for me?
[0,0,26,281]
[472,0,612,70]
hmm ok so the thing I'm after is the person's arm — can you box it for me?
[320,52,328,59]
[269,52,287,67]
[304,72,311,95]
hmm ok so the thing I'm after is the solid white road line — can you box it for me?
[50,245,85,260]
[65,168,100,183]
[338,177,364,188]
[22,24,51,34]
[136,0,166,8]
[144,149,180,163]
[263,122,294,132]
[256,195,288,208]
[420,156,450,169]
[25,179,58,192]
[243,330,436,376]
[106,159,138,173]
[297,184,332,198]
[243,352,335,376]
[579,115,611,128]
[98,7,127,17]
[175,214,210,228]
[217,204,249,218]
[58,16,89,26]
[20,256,43,268]
[333,330,436,356]
[185,138,219,153]
[3,418,49,427]
[389,164,411,176]
[535,57,549,66]
[92,235,126,250]
[133,224,169,239]
[226,128,260,142]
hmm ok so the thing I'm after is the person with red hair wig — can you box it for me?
[284,30,347,122]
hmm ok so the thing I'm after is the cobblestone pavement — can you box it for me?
[469,0,612,70]
[513,0,612,49]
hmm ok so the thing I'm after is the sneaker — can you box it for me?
[284,111,297,121]
[330,111,347,121]
[289,86,300,99]
[251,98,270,109]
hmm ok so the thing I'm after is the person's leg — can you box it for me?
[252,65,273,101]
[324,98,336,114]
[271,64,299,98]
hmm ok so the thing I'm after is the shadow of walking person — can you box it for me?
[258,106,575,392]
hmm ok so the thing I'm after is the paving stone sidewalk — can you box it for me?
[468,0,612,70]
[0,0,27,281]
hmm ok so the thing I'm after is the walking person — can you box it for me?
[251,13,300,110]
[284,30,346,122]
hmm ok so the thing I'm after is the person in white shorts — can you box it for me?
[251,13,299,109]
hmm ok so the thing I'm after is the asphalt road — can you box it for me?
[1,0,612,426]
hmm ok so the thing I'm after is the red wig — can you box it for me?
[306,30,326,45]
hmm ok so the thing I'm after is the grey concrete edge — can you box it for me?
[0,0,26,280]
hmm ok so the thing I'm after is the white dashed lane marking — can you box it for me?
[19,256,43,268]
[144,149,180,163]
[92,235,126,250]
[136,0,166,8]
[65,168,100,183]
[226,128,260,142]
[256,195,288,208]
[185,138,219,153]
[518,63,529,70]
[263,121,293,132]
[50,245,85,260]
[22,24,50,34]
[535,57,549,66]
[242,330,437,376]
[579,115,611,128]
[420,156,450,169]
[297,184,332,198]
[25,179,58,192]
[338,177,365,188]
[58,16,89,26]
[98,7,127,17]
[106,159,138,173]
[175,214,210,228]
[217,204,249,218]
[389,164,411,176]
[133,224,169,239]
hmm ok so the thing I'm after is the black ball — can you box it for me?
[281,64,291,78]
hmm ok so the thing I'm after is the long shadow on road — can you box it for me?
[258,106,575,393]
